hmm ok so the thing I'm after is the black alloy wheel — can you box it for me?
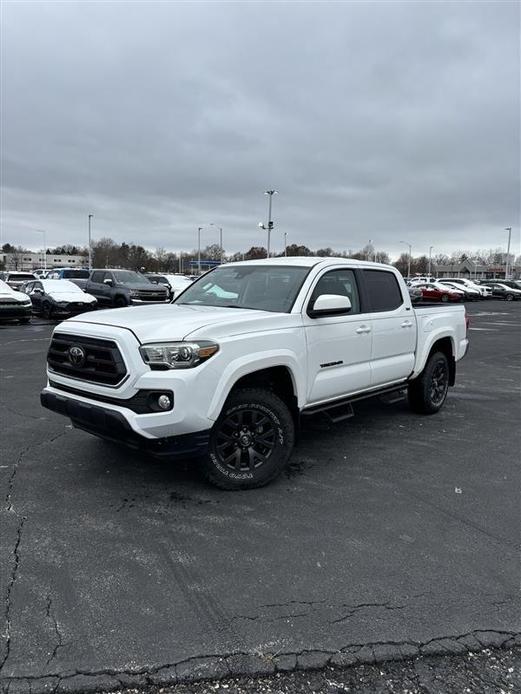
[203,387,295,490]
[215,408,276,474]
[408,351,450,414]
[429,360,449,407]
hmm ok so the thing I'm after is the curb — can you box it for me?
[1,629,520,694]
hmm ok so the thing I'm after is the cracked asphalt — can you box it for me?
[0,301,519,693]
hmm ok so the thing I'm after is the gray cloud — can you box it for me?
[1,0,519,258]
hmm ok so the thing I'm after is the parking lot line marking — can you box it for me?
[469,327,496,331]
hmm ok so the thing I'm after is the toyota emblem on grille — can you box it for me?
[68,345,86,367]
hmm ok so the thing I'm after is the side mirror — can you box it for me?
[103,278,113,286]
[33,288,44,295]
[309,294,352,317]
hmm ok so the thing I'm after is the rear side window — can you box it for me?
[363,270,403,312]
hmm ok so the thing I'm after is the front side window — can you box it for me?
[177,265,310,313]
[90,271,104,283]
[363,270,403,312]
[309,269,360,314]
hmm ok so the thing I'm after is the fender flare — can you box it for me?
[412,329,456,379]
[206,350,304,421]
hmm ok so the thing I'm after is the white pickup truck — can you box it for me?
[41,258,468,489]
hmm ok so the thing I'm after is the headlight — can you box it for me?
[22,300,32,306]
[130,290,140,297]
[139,341,219,369]
[56,301,69,306]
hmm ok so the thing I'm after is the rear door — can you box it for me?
[361,269,417,387]
[302,268,372,403]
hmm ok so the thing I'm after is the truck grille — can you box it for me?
[47,333,127,386]
[136,290,167,301]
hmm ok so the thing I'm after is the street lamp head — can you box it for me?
[258,222,266,229]
[264,190,278,196]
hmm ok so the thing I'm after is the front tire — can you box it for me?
[113,295,128,308]
[408,352,450,414]
[505,293,514,301]
[202,388,295,490]
[41,302,53,319]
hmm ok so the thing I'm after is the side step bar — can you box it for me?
[302,383,408,422]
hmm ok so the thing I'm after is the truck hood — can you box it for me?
[67,304,292,342]
[48,291,97,303]
[122,282,166,292]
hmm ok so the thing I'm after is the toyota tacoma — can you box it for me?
[41,258,469,489]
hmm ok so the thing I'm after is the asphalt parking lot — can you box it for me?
[0,301,520,693]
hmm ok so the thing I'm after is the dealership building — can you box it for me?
[0,252,88,272]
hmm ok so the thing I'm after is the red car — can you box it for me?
[417,283,463,302]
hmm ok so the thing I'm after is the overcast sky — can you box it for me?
[1,0,519,259]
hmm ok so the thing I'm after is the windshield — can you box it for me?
[113,271,151,285]
[8,273,35,281]
[176,265,311,313]
[42,280,82,293]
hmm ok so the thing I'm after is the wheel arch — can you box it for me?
[207,356,303,423]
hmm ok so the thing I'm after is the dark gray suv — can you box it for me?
[85,270,169,307]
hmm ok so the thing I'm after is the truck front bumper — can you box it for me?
[41,390,210,459]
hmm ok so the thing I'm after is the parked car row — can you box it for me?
[406,276,521,303]
[2,266,520,325]
[0,269,194,323]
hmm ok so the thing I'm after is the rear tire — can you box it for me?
[408,352,449,414]
[201,387,295,490]
[441,294,449,302]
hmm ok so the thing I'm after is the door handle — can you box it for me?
[401,320,413,328]
[356,325,371,334]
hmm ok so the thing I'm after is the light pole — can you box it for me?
[88,214,93,268]
[197,226,203,274]
[210,223,223,265]
[400,240,412,278]
[504,227,512,279]
[284,232,287,257]
[428,246,434,277]
[33,229,47,270]
[258,189,278,257]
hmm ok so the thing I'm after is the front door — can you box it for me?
[303,268,372,403]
